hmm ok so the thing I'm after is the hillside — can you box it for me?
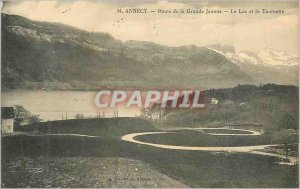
[1,13,254,90]
[161,84,299,132]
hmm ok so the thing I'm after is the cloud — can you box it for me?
[2,1,298,53]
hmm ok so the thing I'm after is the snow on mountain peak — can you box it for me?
[207,44,298,67]
[236,51,260,65]
[257,48,299,66]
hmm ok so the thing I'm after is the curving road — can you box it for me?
[121,129,271,152]
[14,128,298,164]
[26,133,101,138]
[121,128,298,164]
[178,127,261,136]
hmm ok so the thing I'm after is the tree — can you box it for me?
[276,111,298,130]
[273,129,298,160]
[14,105,31,126]
[14,105,42,126]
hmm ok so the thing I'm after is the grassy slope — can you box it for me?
[15,118,157,138]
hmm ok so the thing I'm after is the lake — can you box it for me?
[1,90,140,121]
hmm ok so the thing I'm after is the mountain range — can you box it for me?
[1,13,298,90]
[207,43,298,86]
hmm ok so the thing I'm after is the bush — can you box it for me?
[272,129,298,160]
[276,111,298,130]
[28,115,42,125]
[74,113,85,119]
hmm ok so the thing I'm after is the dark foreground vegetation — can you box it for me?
[2,118,299,188]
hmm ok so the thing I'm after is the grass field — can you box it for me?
[2,118,299,188]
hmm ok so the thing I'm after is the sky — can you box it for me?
[2,1,299,54]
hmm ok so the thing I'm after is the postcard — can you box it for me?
[1,1,299,188]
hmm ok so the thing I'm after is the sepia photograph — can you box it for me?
[1,1,299,188]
